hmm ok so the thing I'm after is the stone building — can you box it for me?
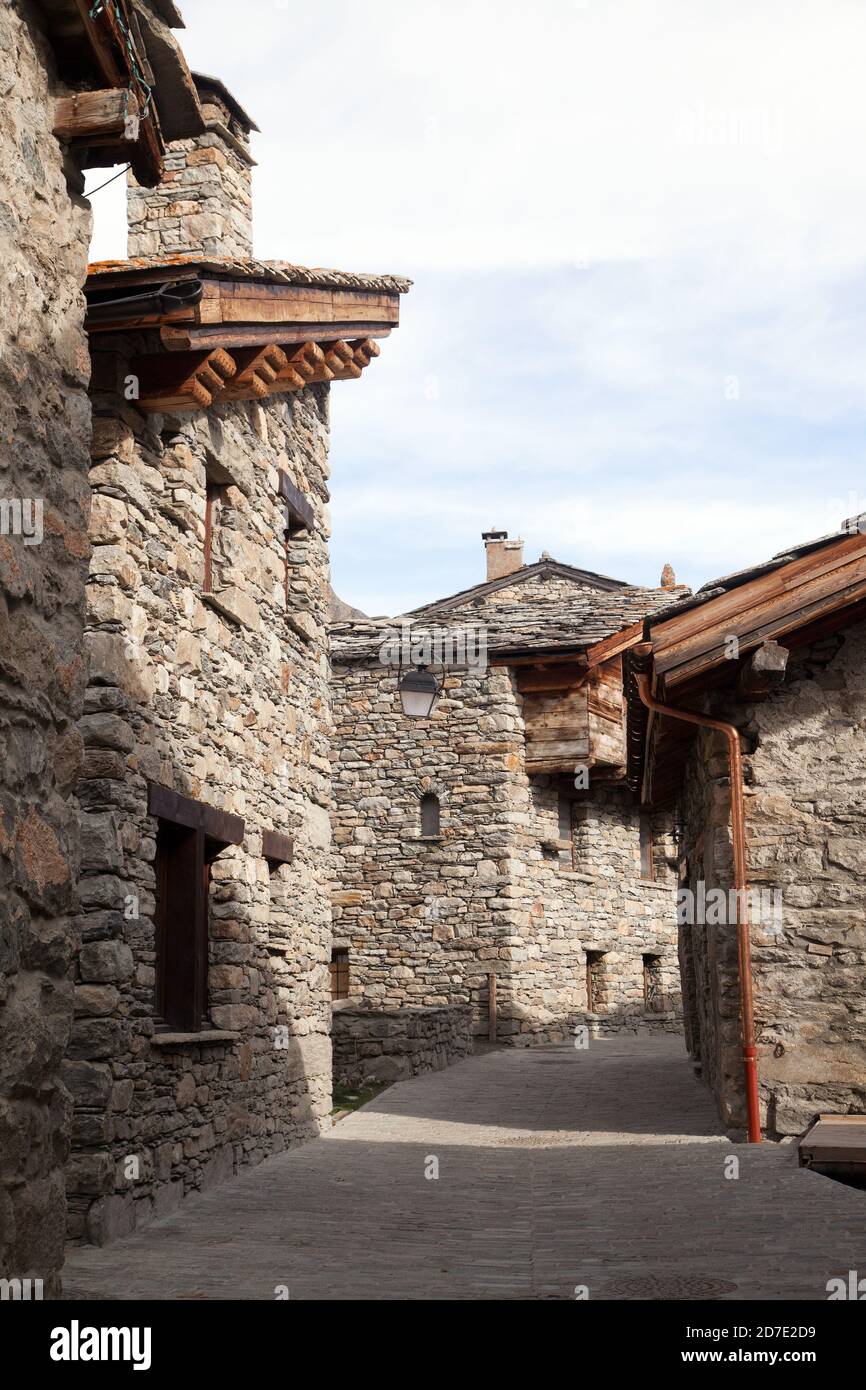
[0,0,199,1296]
[331,533,686,1066]
[65,77,409,1243]
[627,519,866,1139]
[1,1,409,1272]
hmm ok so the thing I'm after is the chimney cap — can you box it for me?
[482,528,508,542]
[192,72,260,133]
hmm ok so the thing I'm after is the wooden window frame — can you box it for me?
[150,784,244,1033]
[558,792,575,868]
[639,810,655,882]
[330,947,349,1001]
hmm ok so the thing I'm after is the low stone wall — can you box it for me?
[333,1005,473,1086]
[581,1011,682,1038]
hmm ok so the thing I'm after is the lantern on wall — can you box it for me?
[398,665,439,719]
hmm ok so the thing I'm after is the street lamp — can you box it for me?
[398,665,439,718]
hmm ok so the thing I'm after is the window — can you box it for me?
[150,785,244,1032]
[420,792,440,837]
[557,793,574,867]
[203,480,220,594]
[330,948,349,1000]
[279,470,315,609]
[639,811,655,881]
[643,954,665,1012]
[585,950,606,1013]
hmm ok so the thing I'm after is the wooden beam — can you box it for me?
[270,342,331,390]
[516,663,588,693]
[159,324,393,352]
[74,0,164,186]
[132,348,237,412]
[54,87,140,144]
[585,620,645,668]
[219,344,287,401]
[262,829,294,867]
[278,472,315,533]
[736,639,789,701]
[148,782,244,845]
[280,342,327,380]
[351,338,381,368]
[208,282,401,329]
[74,0,126,86]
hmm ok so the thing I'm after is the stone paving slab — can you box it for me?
[62,1037,866,1300]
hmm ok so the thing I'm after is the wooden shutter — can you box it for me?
[156,822,207,1031]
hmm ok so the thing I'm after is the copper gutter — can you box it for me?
[634,671,762,1143]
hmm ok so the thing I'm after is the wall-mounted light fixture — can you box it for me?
[398,665,439,719]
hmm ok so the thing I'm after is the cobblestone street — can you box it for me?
[62,1037,866,1301]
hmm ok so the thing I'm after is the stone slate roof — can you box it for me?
[333,587,681,663]
[403,557,631,616]
[87,255,413,296]
[192,71,259,131]
[644,516,866,629]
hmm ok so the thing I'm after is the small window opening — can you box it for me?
[585,950,607,1013]
[557,793,575,867]
[639,811,655,881]
[420,792,440,837]
[330,948,349,1000]
[643,953,665,1012]
[203,479,221,594]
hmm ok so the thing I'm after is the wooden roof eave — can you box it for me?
[648,528,866,693]
[632,532,866,804]
[488,647,590,668]
[85,272,402,344]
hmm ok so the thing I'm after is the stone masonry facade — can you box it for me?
[68,339,336,1244]
[332,562,683,1047]
[679,621,866,1138]
[0,1,93,1295]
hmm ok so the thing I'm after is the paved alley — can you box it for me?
[62,1037,866,1301]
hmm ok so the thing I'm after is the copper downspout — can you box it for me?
[634,673,762,1143]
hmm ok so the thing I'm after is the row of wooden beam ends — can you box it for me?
[131,338,380,412]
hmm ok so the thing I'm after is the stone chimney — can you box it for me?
[483,529,524,582]
[660,563,677,589]
[128,73,258,259]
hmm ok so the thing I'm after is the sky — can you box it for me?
[87,0,866,616]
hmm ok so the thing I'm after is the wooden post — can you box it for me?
[488,972,497,1042]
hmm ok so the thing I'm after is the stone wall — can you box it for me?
[679,621,866,1137]
[333,1004,473,1086]
[68,335,335,1243]
[0,1,93,1294]
[128,80,254,259]
[517,780,681,1037]
[332,646,682,1045]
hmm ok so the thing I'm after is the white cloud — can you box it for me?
[85,2,866,614]
[156,0,866,277]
